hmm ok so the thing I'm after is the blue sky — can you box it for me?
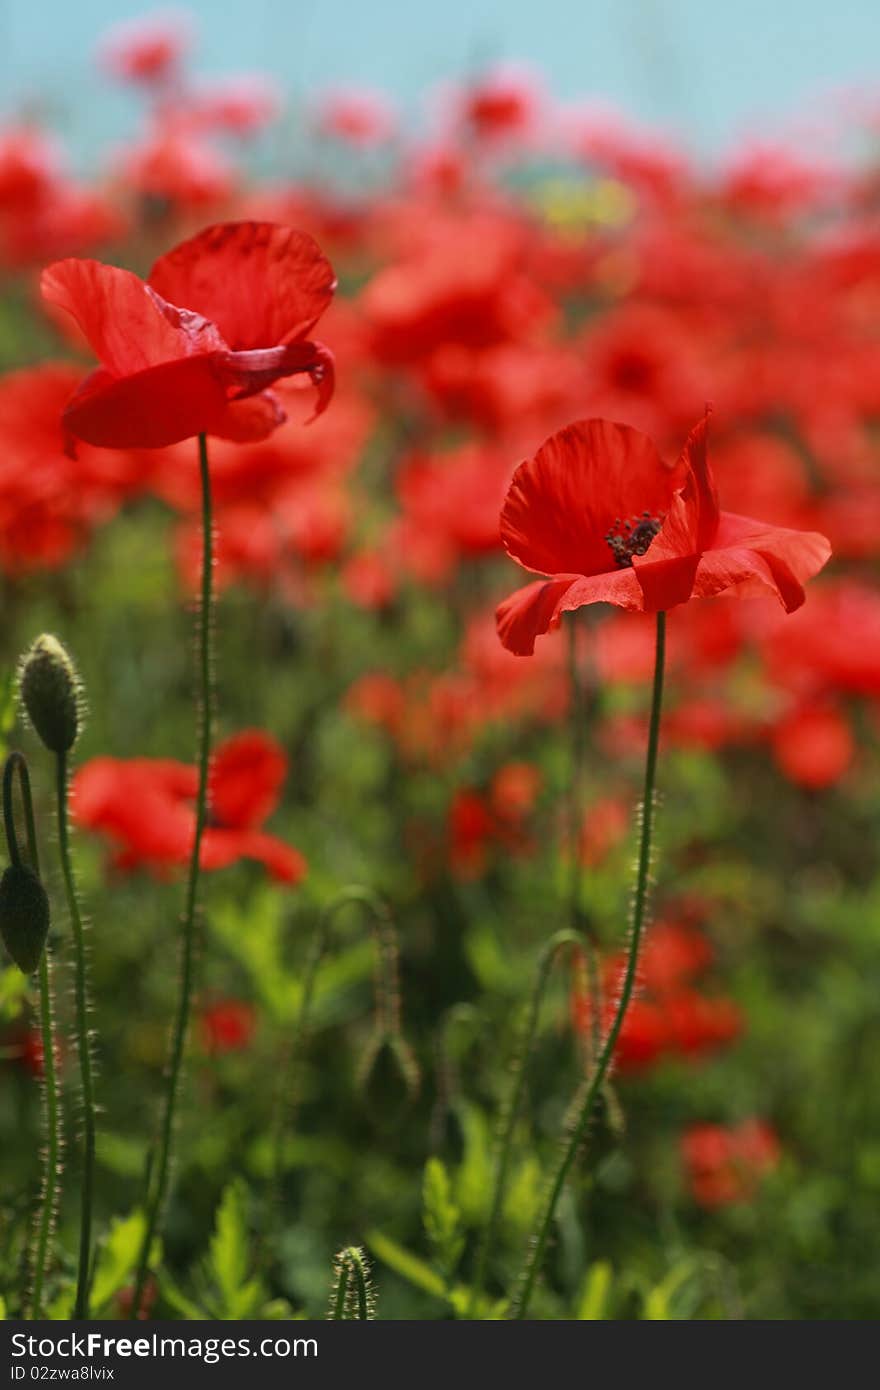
[2,0,879,165]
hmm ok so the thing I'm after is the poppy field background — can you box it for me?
[1,7,879,1321]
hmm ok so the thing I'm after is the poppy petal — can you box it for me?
[148,221,336,350]
[216,341,335,417]
[41,258,223,375]
[60,358,233,449]
[209,730,287,829]
[500,419,681,579]
[497,567,643,655]
[200,828,307,884]
[694,513,831,611]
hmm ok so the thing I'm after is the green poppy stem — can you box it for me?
[508,609,667,1320]
[468,927,584,1318]
[3,752,62,1319]
[566,614,601,1061]
[55,749,96,1320]
[329,1246,374,1319]
[131,432,214,1318]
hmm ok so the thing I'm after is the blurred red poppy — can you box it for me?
[200,1000,256,1054]
[41,221,336,449]
[496,415,831,654]
[73,730,306,884]
[682,1119,780,1207]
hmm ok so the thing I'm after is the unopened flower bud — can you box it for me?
[19,635,80,755]
[0,862,50,974]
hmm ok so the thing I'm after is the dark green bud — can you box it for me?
[19,635,80,755]
[0,862,50,974]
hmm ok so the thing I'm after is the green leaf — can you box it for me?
[206,1179,263,1318]
[366,1230,446,1299]
[90,1210,151,1314]
[453,1103,493,1225]
[422,1157,464,1277]
[576,1260,613,1319]
[643,1259,700,1320]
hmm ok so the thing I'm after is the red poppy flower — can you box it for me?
[98,14,190,86]
[0,364,147,573]
[72,730,306,884]
[496,415,831,655]
[682,1120,780,1207]
[771,701,854,789]
[199,1000,256,1054]
[41,221,336,449]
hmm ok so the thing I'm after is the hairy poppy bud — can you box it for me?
[0,862,50,974]
[19,635,80,755]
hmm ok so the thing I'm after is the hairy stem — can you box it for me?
[56,750,96,1321]
[508,610,667,1320]
[566,615,601,1062]
[3,753,63,1318]
[329,1246,373,1319]
[131,432,213,1317]
[468,928,584,1318]
[269,887,414,1234]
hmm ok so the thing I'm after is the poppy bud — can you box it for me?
[19,635,80,755]
[0,862,50,974]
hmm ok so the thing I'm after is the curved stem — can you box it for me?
[131,432,213,1318]
[468,928,584,1318]
[4,753,63,1318]
[268,887,413,1234]
[56,750,96,1321]
[508,610,666,1321]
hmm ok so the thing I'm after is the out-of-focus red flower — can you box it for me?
[117,1276,158,1320]
[392,443,511,583]
[640,920,714,994]
[314,88,396,147]
[188,76,283,136]
[578,303,711,441]
[360,215,555,365]
[113,124,236,211]
[0,126,125,266]
[99,13,191,86]
[579,796,630,867]
[573,920,742,1073]
[7,1026,64,1079]
[448,761,541,878]
[199,1000,256,1053]
[453,65,543,145]
[0,364,148,573]
[771,701,854,789]
[720,143,839,221]
[563,102,692,206]
[682,1119,780,1207]
[342,549,397,610]
[496,415,830,655]
[73,731,306,884]
[760,581,880,700]
[41,221,335,449]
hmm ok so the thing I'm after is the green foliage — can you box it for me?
[422,1158,464,1278]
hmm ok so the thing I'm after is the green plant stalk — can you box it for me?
[3,753,62,1318]
[55,749,96,1321]
[269,886,412,1218]
[566,615,601,1062]
[31,948,61,1318]
[131,433,214,1318]
[329,1246,372,1319]
[508,610,667,1321]
[468,927,584,1318]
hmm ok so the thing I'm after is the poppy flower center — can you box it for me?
[604,512,664,568]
